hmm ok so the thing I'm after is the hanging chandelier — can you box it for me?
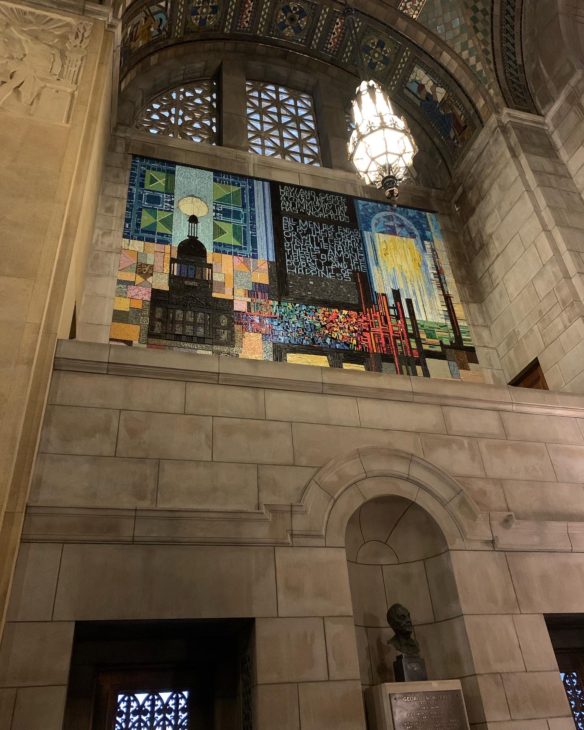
[345,8,417,200]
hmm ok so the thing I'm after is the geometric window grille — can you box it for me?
[136,80,218,145]
[246,81,321,166]
[115,691,189,729]
[562,673,584,729]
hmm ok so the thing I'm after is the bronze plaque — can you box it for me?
[390,689,469,730]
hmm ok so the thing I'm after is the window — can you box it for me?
[64,620,253,730]
[246,81,321,165]
[115,691,189,730]
[547,615,584,730]
[509,358,548,390]
[562,673,584,728]
[137,80,218,144]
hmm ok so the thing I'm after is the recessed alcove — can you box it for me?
[345,495,473,688]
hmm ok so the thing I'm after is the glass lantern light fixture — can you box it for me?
[345,6,417,200]
[348,79,417,200]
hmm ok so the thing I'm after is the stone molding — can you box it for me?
[304,447,491,549]
[0,0,93,123]
[499,107,548,129]
[24,447,492,548]
[491,512,584,552]
[23,440,584,555]
[55,340,584,417]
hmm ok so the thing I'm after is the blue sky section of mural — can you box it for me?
[113,155,480,380]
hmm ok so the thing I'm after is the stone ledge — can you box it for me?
[54,340,584,416]
[491,512,584,552]
[23,505,293,546]
[22,504,584,554]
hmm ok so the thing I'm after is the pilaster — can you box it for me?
[454,109,584,392]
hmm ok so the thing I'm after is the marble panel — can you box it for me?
[157,460,258,510]
[298,680,366,730]
[39,405,118,456]
[185,382,265,419]
[324,617,361,681]
[255,617,328,684]
[275,547,353,617]
[117,411,212,460]
[502,671,571,720]
[255,684,299,730]
[7,543,62,622]
[213,418,293,464]
[451,551,519,614]
[53,545,277,619]
[0,622,74,687]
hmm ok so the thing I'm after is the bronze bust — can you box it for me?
[387,603,421,657]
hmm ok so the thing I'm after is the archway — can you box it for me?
[345,495,472,688]
[302,447,496,724]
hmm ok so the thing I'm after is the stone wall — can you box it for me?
[2,340,584,728]
[0,3,115,638]
[454,111,584,392]
[546,71,584,205]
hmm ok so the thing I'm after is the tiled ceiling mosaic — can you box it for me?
[417,0,490,87]
[121,0,537,154]
[121,0,485,164]
[415,0,535,112]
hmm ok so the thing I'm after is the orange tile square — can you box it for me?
[110,323,141,342]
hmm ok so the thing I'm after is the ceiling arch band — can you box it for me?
[119,0,489,166]
[118,0,539,164]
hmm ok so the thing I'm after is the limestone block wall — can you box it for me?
[547,71,584,203]
[0,3,115,640]
[2,340,584,728]
[454,112,584,391]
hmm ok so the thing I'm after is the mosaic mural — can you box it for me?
[405,63,471,148]
[112,155,482,380]
[121,0,169,66]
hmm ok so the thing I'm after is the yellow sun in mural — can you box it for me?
[178,195,210,218]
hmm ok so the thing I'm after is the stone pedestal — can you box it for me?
[365,680,470,730]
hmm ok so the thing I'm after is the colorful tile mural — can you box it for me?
[121,0,169,66]
[405,63,471,148]
[112,155,482,380]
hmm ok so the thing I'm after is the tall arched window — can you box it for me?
[136,80,218,144]
[246,81,321,165]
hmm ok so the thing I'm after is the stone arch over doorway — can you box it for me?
[294,447,492,548]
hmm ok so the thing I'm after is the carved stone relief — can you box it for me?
[0,1,92,123]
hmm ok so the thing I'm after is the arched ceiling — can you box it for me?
[116,0,538,169]
[415,0,536,113]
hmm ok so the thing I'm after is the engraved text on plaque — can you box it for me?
[391,690,468,730]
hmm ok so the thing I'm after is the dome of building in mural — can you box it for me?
[177,215,207,258]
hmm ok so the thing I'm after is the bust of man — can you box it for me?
[387,603,421,657]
